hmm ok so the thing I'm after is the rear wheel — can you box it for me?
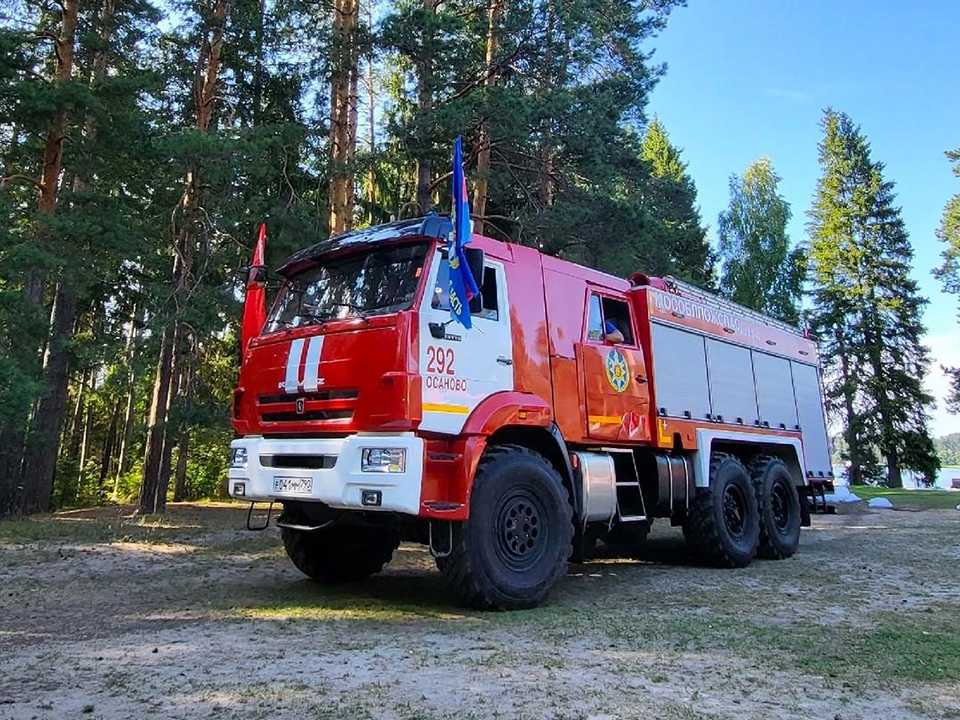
[750,456,801,559]
[282,525,400,583]
[436,444,574,610]
[684,453,759,568]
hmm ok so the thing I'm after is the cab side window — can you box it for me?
[587,294,604,341]
[431,258,499,321]
[602,297,634,345]
[586,292,635,345]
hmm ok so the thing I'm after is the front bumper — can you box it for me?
[227,434,424,515]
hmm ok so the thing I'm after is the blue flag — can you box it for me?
[446,136,480,329]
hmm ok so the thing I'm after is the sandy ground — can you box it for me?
[1,503,958,720]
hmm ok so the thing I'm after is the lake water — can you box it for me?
[832,466,960,490]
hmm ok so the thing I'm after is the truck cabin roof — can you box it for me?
[276,214,453,277]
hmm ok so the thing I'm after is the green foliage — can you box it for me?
[807,109,939,486]
[718,157,803,322]
[640,119,715,286]
[935,433,960,467]
[934,147,960,413]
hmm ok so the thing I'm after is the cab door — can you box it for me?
[576,290,651,442]
[418,251,514,434]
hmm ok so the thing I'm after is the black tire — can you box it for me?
[684,453,759,568]
[436,444,574,610]
[750,456,801,560]
[281,525,400,583]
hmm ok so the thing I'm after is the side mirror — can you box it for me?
[464,247,484,290]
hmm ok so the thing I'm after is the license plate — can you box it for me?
[272,476,313,495]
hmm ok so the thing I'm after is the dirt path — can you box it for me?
[1,503,958,719]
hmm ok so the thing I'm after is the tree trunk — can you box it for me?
[173,429,190,503]
[471,0,504,235]
[140,0,229,514]
[0,427,24,517]
[98,400,121,500]
[363,1,376,222]
[837,337,862,485]
[66,370,89,462]
[73,391,94,506]
[37,0,79,218]
[413,0,437,215]
[886,451,903,489]
[0,0,80,517]
[329,0,359,234]
[140,324,175,514]
[19,285,79,514]
[113,307,141,498]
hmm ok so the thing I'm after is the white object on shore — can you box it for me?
[868,497,894,509]
[956,504,960,511]
[824,486,862,504]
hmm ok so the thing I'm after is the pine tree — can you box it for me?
[807,109,939,486]
[640,119,714,287]
[717,156,803,323]
[934,147,960,413]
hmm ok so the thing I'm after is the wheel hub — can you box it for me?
[722,484,747,539]
[496,492,544,570]
[771,482,790,531]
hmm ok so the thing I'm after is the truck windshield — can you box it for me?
[266,242,428,332]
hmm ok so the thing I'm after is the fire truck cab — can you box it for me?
[228,215,832,609]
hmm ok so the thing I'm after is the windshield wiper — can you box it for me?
[312,302,371,323]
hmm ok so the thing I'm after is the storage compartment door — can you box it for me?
[753,352,799,430]
[791,361,832,476]
[650,323,710,420]
[705,339,759,426]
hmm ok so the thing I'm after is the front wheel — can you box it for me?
[683,453,759,568]
[436,444,574,610]
[282,525,400,583]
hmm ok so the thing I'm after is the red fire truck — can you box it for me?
[228,215,833,609]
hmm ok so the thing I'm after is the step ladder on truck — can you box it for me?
[227,215,834,609]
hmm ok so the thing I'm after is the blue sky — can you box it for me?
[646,0,960,437]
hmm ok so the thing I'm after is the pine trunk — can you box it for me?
[1,0,81,516]
[140,0,228,513]
[113,308,141,498]
[837,335,862,485]
[0,427,24,517]
[74,395,94,505]
[173,430,190,503]
[140,324,175,514]
[329,0,359,234]
[414,0,437,215]
[98,400,121,500]
[364,4,376,222]
[471,0,504,235]
[19,285,78,514]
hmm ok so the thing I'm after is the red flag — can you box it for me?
[241,223,267,352]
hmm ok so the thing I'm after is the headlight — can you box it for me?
[361,448,405,473]
[230,447,248,468]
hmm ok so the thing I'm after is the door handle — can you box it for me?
[635,374,647,383]
[497,356,513,366]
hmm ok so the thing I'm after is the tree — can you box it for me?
[934,147,960,413]
[640,119,714,287]
[807,109,939,487]
[329,0,361,233]
[717,156,803,323]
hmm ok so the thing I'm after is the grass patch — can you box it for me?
[853,486,960,510]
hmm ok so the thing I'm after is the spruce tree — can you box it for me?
[807,109,939,486]
[934,147,960,413]
[718,157,803,323]
[640,119,714,287]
